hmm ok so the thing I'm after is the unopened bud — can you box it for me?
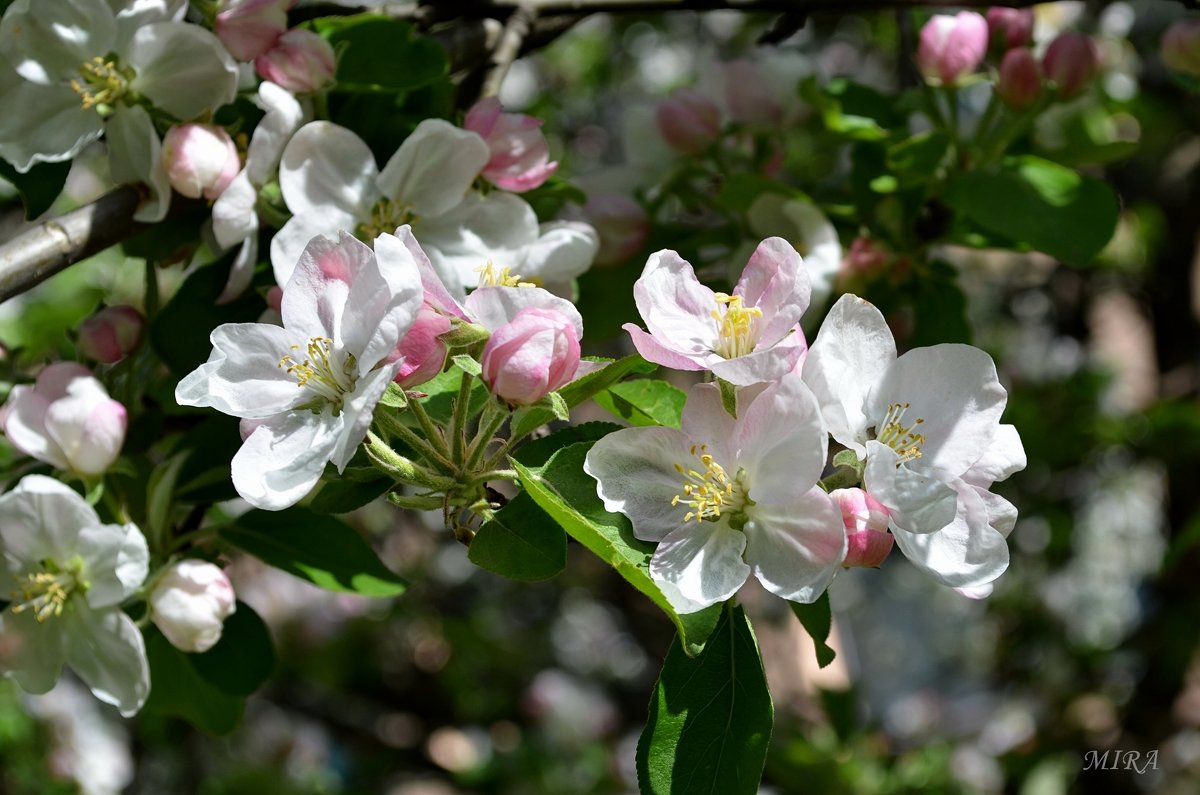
[215,0,289,62]
[463,97,558,193]
[149,560,237,653]
[831,488,894,568]
[723,59,782,125]
[480,308,580,405]
[917,12,989,87]
[77,305,144,364]
[386,304,451,388]
[655,88,722,154]
[986,7,1034,51]
[162,124,240,201]
[1042,32,1100,99]
[255,29,336,94]
[996,47,1042,109]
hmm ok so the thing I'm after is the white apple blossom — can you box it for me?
[0,475,150,717]
[585,376,845,613]
[0,0,238,221]
[802,294,1022,590]
[271,120,598,295]
[742,192,842,311]
[175,230,423,510]
[624,237,810,386]
[211,80,304,301]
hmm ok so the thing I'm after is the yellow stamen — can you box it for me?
[278,336,357,410]
[711,293,763,359]
[877,402,926,465]
[476,261,536,288]
[671,443,742,523]
[69,56,129,110]
[356,198,416,241]
[9,571,77,623]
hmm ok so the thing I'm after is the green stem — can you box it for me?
[365,431,457,490]
[168,526,218,553]
[374,412,456,473]
[449,371,475,466]
[407,398,450,460]
[465,402,510,473]
[469,468,519,486]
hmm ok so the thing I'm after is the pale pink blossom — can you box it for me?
[1162,19,1200,77]
[463,97,558,192]
[77,305,144,364]
[162,123,240,200]
[480,308,581,405]
[149,560,237,653]
[3,363,126,476]
[1042,32,1100,99]
[916,12,989,86]
[986,7,1034,51]
[215,0,289,62]
[655,88,721,154]
[255,29,336,94]
[831,488,894,568]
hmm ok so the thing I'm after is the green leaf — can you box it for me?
[594,379,687,428]
[637,605,773,795]
[886,131,951,187]
[451,354,482,376]
[789,591,836,669]
[715,173,793,213]
[521,175,588,219]
[380,382,408,408]
[312,15,448,93]
[309,476,392,514]
[514,443,721,656]
[222,507,406,596]
[469,493,566,581]
[943,155,1120,264]
[144,629,244,734]
[0,159,70,219]
[509,355,656,438]
[150,260,263,377]
[189,602,275,697]
[512,421,623,467]
[417,368,489,425]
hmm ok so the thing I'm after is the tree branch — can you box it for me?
[481,4,538,97]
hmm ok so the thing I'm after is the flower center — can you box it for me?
[672,444,746,523]
[356,198,416,241]
[476,261,536,288]
[279,336,358,412]
[9,560,85,623]
[711,293,763,359]
[70,55,132,112]
[876,402,926,465]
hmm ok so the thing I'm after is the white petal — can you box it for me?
[62,606,149,717]
[679,382,737,466]
[112,0,188,50]
[0,610,66,694]
[212,168,258,249]
[516,221,599,288]
[126,23,238,119]
[0,71,103,172]
[245,80,303,185]
[278,121,379,220]
[464,285,583,339]
[649,521,750,611]
[802,294,895,451]
[865,440,957,535]
[744,487,846,603]
[584,426,695,542]
[735,375,828,502]
[218,235,258,304]
[779,198,841,307]
[331,365,397,469]
[375,226,468,319]
[231,410,342,510]
[77,522,149,608]
[0,0,116,84]
[631,249,719,356]
[733,236,810,345]
[2,384,70,470]
[174,323,308,418]
[417,191,539,293]
[976,486,1018,537]
[270,212,358,288]
[891,479,1010,589]
[869,344,1007,476]
[708,325,807,386]
[377,119,490,217]
[964,424,1026,487]
[0,475,97,571]
[107,104,170,222]
[340,245,423,374]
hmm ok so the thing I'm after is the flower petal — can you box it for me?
[126,22,238,119]
[107,104,170,223]
[62,606,149,717]
[623,324,710,372]
[331,364,399,470]
[174,323,308,418]
[269,211,359,288]
[278,121,379,220]
[464,285,583,339]
[964,424,1026,487]
[212,168,258,249]
[0,0,116,84]
[516,221,599,289]
[245,80,304,186]
[584,426,694,542]
[679,382,737,466]
[708,325,806,386]
[865,440,957,535]
[377,119,490,217]
[375,226,469,320]
[0,609,66,695]
[231,409,342,510]
[416,191,539,293]
[735,375,827,503]
[802,294,895,452]
[649,520,750,612]
[281,231,369,347]
[77,522,149,609]
[744,487,845,603]
[0,475,98,572]
[890,478,1009,589]
[0,72,103,172]
[733,236,810,345]
[3,384,69,470]
[631,249,719,356]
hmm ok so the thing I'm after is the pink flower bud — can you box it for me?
[986,7,1034,51]
[480,308,581,405]
[255,29,336,94]
[1162,19,1200,77]
[831,488,894,569]
[916,12,989,86]
[1042,32,1100,99]
[840,236,889,279]
[266,285,284,312]
[385,304,452,388]
[996,47,1042,109]
[463,97,559,193]
[215,0,289,62]
[2,362,126,476]
[162,124,240,201]
[723,60,782,125]
[76,305,144,364]
[149,560,237,653]
[582,194,649,267]
[655,88,722,154]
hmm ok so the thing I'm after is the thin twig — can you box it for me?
[481,4,538,97]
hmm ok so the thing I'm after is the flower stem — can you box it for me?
[365,431,458,490]
[373,412,456,473]
[449,371,475,465]
[465,401,510,473]
[407,397,450,460]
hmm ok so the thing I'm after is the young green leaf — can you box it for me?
[594,379,687,428]
[188,602,276,697]
[469,493,567,581]
[144,629,244,735]
[790,591,837,669]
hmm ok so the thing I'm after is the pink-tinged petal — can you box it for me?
[254,28,334,94]
[631,250,720,355]
[744,487,846,602]
[375,227,468,320]
[869,344,1006,477]
[734,236,810,344]
[890,478,1009,589]
[377,119,490,217]
[465,286,582,339]
[174,323,308,418]
[679,382,736,466]
[44,391,126,476]
[490,160,558,193]
[842,527,894,568]
[963,424,1026,487]
[3,384,69,470]
[708,326,806,386]
[341,238,423,374]
[649,520,750,612]
[624,324,710,372]
[480,308,580,405]
[269,210,359,288]
[802,294,896,451]
[387,304,451,388]
[278,121,380,220]
[865,441,957,535]
[584,426,695,542]
[231,409,342,510]
[734,374,827,502]
[62,606,149,717]
[463,96,503,138]
[280,231,367,344]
